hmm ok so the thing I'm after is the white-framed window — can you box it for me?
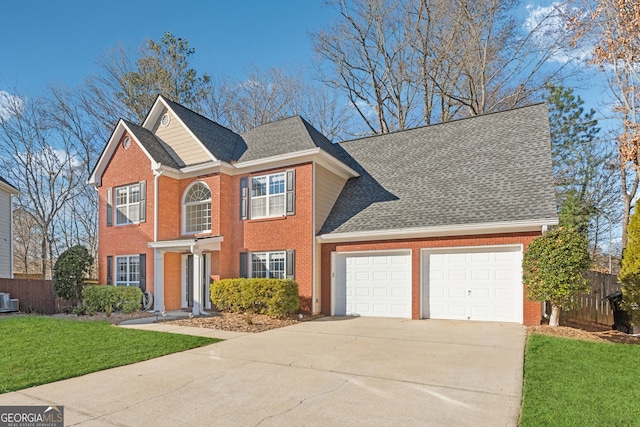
[251,173,285,218]
[251,251,286,279]
[115,183,141,225]
[183,181,212,234]
[115,255,140,287]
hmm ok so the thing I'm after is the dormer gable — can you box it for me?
[144,96,243,164]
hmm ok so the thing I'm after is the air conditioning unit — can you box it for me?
[0,292,19,312]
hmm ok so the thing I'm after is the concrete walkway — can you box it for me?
[0,317,526,426]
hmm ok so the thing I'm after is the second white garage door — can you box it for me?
[333,251,412,318]
[422,246,523,323]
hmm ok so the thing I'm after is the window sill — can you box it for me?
[248,215,287,223]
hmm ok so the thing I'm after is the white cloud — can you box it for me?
[0,90,25,122]
[524,2,593,64]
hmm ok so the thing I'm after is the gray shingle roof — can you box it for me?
[319,103,558,235]
[237,116,328,162]
[161,97,243,163]
[124,120,183,169]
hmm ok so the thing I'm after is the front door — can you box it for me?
[184,254,209,309]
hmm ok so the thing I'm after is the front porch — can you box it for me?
[148,236,223,315]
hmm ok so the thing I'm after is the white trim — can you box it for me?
[311,163,317,314]
[148,236,223,252]
[316,219,558,243]
[152,149,358,181]
[0,180,19,195]
[8,194,14,278]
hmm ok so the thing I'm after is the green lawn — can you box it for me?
[0,316,220,394]
[520,334,640,426]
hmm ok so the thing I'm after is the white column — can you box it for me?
[192,249,203,315]
[153,249,165,312]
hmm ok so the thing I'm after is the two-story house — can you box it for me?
[0,176,19,279]
[89,96,557,325]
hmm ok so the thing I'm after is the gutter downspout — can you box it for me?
[152,166,164,312]
[153,165,164,242]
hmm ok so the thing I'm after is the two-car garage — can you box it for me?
[331,246,524,323]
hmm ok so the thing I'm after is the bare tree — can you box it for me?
[570,0,640,249]
[313,0,572,133]
[0,91,85,279]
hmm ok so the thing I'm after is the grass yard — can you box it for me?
[0,316,220,394]
[520,334,640,426]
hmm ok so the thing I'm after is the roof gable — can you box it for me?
[0,176,19,194]
[320,104,558,236]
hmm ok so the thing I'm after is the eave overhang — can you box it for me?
[315,218,559,244]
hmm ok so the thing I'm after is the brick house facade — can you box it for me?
[90,96,557,325]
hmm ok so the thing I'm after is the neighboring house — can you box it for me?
[0,176,19,278]
[89,96,557,325]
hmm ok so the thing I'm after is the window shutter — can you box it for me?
[139,254,146,292]
[286,170,295,216]
[239,252,248,278]
[286,250,295,279]
[139,181,146,223]
[106,188,113,227]
[106,256,113,285]
[240,177,248,220]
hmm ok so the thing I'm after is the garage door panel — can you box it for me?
[335,252,412,318]
[423,247,523,323]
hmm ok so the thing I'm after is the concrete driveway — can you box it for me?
[0,317,525,426]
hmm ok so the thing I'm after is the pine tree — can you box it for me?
[619,204,640,323]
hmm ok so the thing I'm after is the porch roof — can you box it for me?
[148,236,223,252]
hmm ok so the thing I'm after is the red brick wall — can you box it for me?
[164,252,182,310]
[320,232,542,325]
[98,132,155,290]
[222,164,315,311]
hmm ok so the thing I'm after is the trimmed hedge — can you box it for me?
[84,285,143,314]
[210,278,300,317]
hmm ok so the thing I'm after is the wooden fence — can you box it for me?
[564,271,621,326]
[0,278,71,314]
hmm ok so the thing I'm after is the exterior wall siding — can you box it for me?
[320,232,543,325]
[314,164,347,233]
[152,109,209,166]
[0,190,12,278]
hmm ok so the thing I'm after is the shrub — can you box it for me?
[84,285,143,314]
[523,226,591,326]
[210,278,299,317]
[53,245,94,301]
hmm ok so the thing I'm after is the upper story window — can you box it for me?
[183,181,211,234]
[251,172,285,218]
[116,183,142,225]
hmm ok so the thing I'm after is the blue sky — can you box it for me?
[1,1,337,95]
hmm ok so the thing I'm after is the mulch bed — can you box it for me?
[166,312,323,333]
[527,317,640,345]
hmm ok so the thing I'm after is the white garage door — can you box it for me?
[422,246,523,323]
[333,251,412,318]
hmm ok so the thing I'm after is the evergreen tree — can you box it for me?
[619,204,640,324]
[546,84,612,237]
[53,245,94,301]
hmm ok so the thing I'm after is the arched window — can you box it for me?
[183,182,211,234]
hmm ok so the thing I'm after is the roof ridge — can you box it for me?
[339,103,547,145]
[159,95,237,135]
